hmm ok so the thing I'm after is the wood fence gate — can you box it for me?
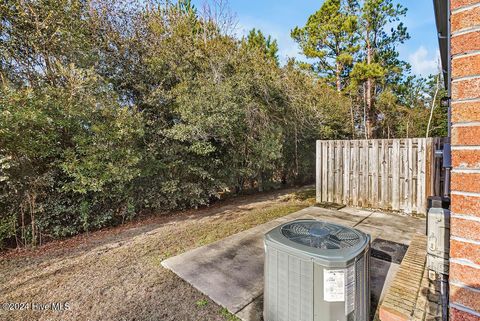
[315,138,446,215]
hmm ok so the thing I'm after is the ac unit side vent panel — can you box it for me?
[265,247,313,321]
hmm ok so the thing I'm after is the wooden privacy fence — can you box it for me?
[315,138,446,215]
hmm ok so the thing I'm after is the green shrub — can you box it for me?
[0,0,352,248]
[0,215,15,249]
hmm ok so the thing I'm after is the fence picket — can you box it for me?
[416,139,425,213]
[392,140,400,210]
[343,142,350,205]
[327,140,334,203]
[361,140,368,207]
[407,139,414,213]
[352,141,358,207]
[316,140,322,203]
[372,140,379,207]
[380,140,388,209]
[335,141,342,204]
[322,141,328,202]
[315,138,444,215]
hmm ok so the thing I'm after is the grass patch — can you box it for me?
[292,188,316,201]
[192,203,310,248]
[152,189,317,257]
[141,190,316,269]
[1,186,316,321]
[195,299,208,307]
[138,189,317,267]
[220,307,240,321]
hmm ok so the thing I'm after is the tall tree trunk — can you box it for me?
[365,79,373,138]
[363,83,368,139]
[258,172,263,192]
[294,123,299,178]
[335,61,342,92]
[28,192,36,247]
[21,206,25,247]
[365,31,374,139]
[350,100,355,138]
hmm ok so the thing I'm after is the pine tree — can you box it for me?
[245,28,279,64]
[291,0,358,91]
[350,0,409,138]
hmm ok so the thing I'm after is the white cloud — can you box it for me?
[408,46,440,76]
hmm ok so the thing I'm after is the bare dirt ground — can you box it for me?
[0,186,315,321]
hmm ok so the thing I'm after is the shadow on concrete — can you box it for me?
[370,256,399,320]
[371,238,409,264]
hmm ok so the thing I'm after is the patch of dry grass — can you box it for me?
[0,187,315,321]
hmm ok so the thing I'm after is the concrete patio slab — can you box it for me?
[161,206,425,321]
[358,211,425,245]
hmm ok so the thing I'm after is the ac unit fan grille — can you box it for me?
[281,221,361,249]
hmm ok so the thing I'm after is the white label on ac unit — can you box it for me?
[324,269,345,302]
[345,264,355,315]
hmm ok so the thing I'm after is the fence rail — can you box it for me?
[315,138,446,215]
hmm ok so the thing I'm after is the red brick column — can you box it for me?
[449,0,480,320]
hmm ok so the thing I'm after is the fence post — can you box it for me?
[352,140,359,207]
[416,139,426,214]
[425,138,434,200]
[316,140,322,203]
[372,140,379,207]
[343,141,350,205]
[322,141,328,202]
[380,140,388,209]
[327,141,334,202]
[392,139,400,211]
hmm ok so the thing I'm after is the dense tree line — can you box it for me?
[0,0,351,248]
[292,0,447,139]
[0,0,446,248]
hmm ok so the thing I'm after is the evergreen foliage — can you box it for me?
[293,0,447,139]
[0,0,446,248]
[0,0,352,248]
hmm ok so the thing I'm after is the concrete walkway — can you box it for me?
[161,206,425,321]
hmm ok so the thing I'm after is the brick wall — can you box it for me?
[449,0,480,320]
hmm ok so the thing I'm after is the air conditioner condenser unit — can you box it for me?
[264,219,370,321]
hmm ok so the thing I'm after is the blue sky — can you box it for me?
[191,0,440,77]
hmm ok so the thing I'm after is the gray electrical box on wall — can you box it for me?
[427,207,450,274]
[264,219,370,321]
